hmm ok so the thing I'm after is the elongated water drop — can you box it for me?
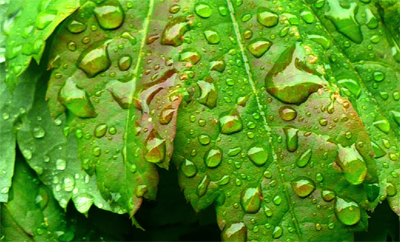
[222,223,247,241]
[337,145,367,185]
[59,78,97,118]
[247,39,272,58]
[284,127,298,152]
[335,197,361,226]
[272,226,283,239]
[181,159,197,177]
[197,175,210,197]
[67,20,87,33]
[297,149,312,167]
[205,147,222,168]
[240,187,262,213]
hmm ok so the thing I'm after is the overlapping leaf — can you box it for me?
[4,0,80,90]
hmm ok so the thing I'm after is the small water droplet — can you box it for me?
[247,38,272,58]
[205,147,222,168]
[56,159,66,170]
[322,190,336,202]
[204,29,220,44]
[33,125,45,138]
[67,20,87,33]
[279,106,297,121]
[335,197,361,226]
[241,187,262,213]
[118,55,132,71]
[195,3,212,18]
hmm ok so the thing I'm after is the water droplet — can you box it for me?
[198,134,211,145]
[273,195,282,205]
[279,106,297,121]
[264,206,273,217]
[272,226,283,239]
[35,187,49,210]
[325,0,363,43]
[291,177,315,198]
[59,78,97,118]
[197,175,210,197]
[63,175,75,192]
[36,10,57,30]
[161,16,191,46]
[247,38,272,58]
[118,55,132,71]
[144,131,166,163]
[195,3,212,18]
[365,8,378,29]
[308,34,331,49]
[337,145,367,185]
[222,223,247,241]
[373,115,390,134]
[322,190,336,202]
[159,106,175,125]
[371,141,386,158]
[247,146,268,166]
[95,124,107,138]
[94,1,124,30]
[107,80,132,109]
[216,175,230,186]
[220,109,243,134]
[180,49,201,64]
[337,79,361,98]
[335,197,361,226]
[373,71,385,82]
[257,9,279,27]
[228,147,242,157]
[33,125,45,138]
[297,149,312,168]
[197,76,218,108]
[204,29,220,44]
[301,10,314,24]
[241,187,262,213]
[75,193,93,214]
[78,41,111,77]
[284,127,298,152]
[205,147,222,168]
[265,43,326,105]
[210,58,225,72]
[67,20,87,33]
[56,159,66,170]
[387,183,397,197]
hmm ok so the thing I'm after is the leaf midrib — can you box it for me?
[225,0,303,240]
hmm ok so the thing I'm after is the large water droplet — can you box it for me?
[159,106,175,125]
[247,38,272,58]
[107,80,133,109]
[257,9,279,27]
[373,115,390,134]
[67,20,87,33]
[118,55,132,71]
[337,144,367,185]
[297,149,312,167]
[74,193,94,214]
[161,16,191,46]
[36,10,57,30]
[59,78,97,118]
[265,43,326,105]
[33,125,46,138]
[78,42,111,77]
[222,223,247,241]
[240,187,262,213]
[194,3,212,18]
[279,106,297,121]
[95,124,107,138]
[205,147,222,168]
[197,76,218,108]
[181,159,197,177]
[220,109,243,134]
[204,29,220,44]
[335,197,361,226]
[144,131,166,163]
[325,0,363,43]
[291,177,316,198]
[284,127,298,152]
[272,226,283,239]
[94,1,124,30]
[247,146,268,166]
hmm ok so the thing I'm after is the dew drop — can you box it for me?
[33,125,46,138]
[291,177,316,198]
[220,109,243,134]
[56,159,66,170]
[247,39,272,58]
[161,16,191,46]
[279,106,297,121]
[205,147,222,168]
[222,223,247,241]
[95,124,107,138]
[321,190,336,202]
[67,20,87,33]
[247,146,268,166]
[337,145,367,185]
[335,197,361,226]
[297,149,312,168]
[197,175,210,197]
[36,10,57,30]
[159,106,175,125]
[284,127,298,152]
[240,187,262,213]
[194,3,212,18]
[94,1,124,30]
[204,29,220,44]
[74,193,93,214]
[144,131,165,163]
[197,76,218,108]
[272,226,283,239]
[118,55,132,71]
[78,42,111,78]
[257,9,279,27]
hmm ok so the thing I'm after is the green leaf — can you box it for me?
[45,0,183,216]
[16,69,113,214]
[0,63,39,202]
[3,0,80,90]
[1,155,73,241]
